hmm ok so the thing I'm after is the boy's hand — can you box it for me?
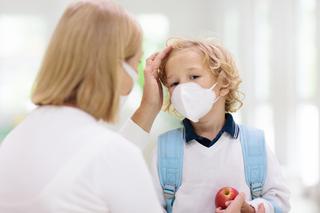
[216,193,245,213]
[215,193,265,213]
[257,204,265,213]
[240,202,255,213]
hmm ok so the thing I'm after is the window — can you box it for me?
[296,0,318,186]
[0,15,46,141]
[297,104,319,186]
[297,0,317,99]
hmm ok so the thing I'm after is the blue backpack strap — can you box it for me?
[158,128,184,213]
[239,125,282,213]
[239,125,267,198]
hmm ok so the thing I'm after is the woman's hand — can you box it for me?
[141,46,172,111]
[131,46,172,132]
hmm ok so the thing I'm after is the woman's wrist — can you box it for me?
[131,103,160,132]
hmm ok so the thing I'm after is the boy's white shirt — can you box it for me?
[150,131,291,213]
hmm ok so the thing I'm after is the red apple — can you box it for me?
[215,186,239,209]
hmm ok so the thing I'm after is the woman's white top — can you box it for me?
[0,106,162,213]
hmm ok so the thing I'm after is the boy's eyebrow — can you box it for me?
[166,66,203,81]
[166,75,175,81]
[186,66,202,71]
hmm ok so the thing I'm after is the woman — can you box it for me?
[0,0,167,212]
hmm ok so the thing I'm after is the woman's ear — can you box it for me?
[217,70,230,97]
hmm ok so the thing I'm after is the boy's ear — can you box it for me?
[219,87,230,97]
[217,71,230,97]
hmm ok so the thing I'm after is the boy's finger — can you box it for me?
[215,207,224,213]
[257,203,265,213]
[226,192,245,210]
[225,200,232,207]
[235,192,245,202]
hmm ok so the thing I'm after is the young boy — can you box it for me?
[151,38,290,213]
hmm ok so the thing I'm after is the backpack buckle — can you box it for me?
[250,182,263,198]
[163,184,176,200]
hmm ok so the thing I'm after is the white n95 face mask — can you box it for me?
[120,62,138,106]
[103,63,139,131]
[171,82,219,122]
[123,62,138,83]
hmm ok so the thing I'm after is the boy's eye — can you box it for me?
[170,82,179,88]
[190,75,200,80]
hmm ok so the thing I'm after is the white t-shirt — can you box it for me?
[0,106,163,213]
[151,131,291,213]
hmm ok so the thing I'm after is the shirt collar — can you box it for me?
[182,113,239,145]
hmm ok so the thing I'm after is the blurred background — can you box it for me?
[0,0,319,212]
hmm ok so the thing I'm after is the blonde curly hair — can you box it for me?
[159,38,243,113]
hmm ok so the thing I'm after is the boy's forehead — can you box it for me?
[166,48,206,71]
[169,47,202,58]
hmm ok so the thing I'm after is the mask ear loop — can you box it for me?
[210,82,218,90]
[123,62,138,82]
[209,82,220,103]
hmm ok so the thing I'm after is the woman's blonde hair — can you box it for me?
[124,15,142,60]
[32,0,142,122]
[159,38,243,113]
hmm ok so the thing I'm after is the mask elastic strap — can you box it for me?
[213,96,220,103]
[210,82,218,90]
[210,82,220,103]
[123,62,138,82]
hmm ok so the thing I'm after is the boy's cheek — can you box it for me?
[169,90,173,96]
[167,88,173,96]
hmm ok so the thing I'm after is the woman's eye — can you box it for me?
[190,75,200,80]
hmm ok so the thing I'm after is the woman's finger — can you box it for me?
[151,46,172,68]
[145,52,159,74]
[144,46,172,78]
[148,46,172,77]
[146,52,159,63]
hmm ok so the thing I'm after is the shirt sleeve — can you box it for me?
[119,118,150,151]
[93,138,163,213]
[248,145,291,213]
